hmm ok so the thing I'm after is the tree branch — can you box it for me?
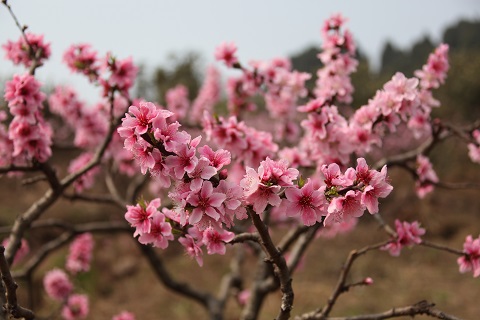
[248,208,294,320]
[0,246,34,320]
[296,300,463,320]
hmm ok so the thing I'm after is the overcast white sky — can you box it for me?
[1,0,479,103]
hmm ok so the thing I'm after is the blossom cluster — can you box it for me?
[2,73,52,164]
[382,220,426,256]
[42,233,94,319]
[467,129,480,164]
[2,32,50,67]
[457,235,480,278]
[63,44,138,97]
[315,13,357,105]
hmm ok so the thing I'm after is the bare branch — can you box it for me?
[136,243,222,319]
[419,240,464,256]
[248,208,294,320]
[63,192,126,210]
[296,300,463,320]
[317,241,391,319]
[0,246,35,320]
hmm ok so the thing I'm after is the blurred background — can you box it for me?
[1,1,480,319]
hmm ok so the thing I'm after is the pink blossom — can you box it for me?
[216,180,247,223]
[43,269,73,301]
[415,155,438,198]
[325,190,365,226]
[237,290,250,306]
[202,226,235,255]
[215,42,239,67]
[382,220,425,256]
[457,235,480,278]
[186,181,226,225]
[112,311,136,320]
[66,233,94,274]
[179,234,204,267]
[284,179,326,226]
[106,55,138,94]
[187,157,217,191]
[240,164,284,214]
[61,294,89,320]
[138,211,174,249]
[467,130,480,164]
[125,198,161,236]
[63,44,99,80]
[2,33,50,67]
[165,141,199,179]
[4,73,46,109]
[198,145,231,170]
[415,44,449,89]
[122,101,165,136]
[383,72,419,102]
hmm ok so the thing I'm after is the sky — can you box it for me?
[1,0,479,103]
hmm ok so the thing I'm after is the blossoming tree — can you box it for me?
[0,1,479,320]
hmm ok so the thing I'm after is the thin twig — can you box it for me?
[317,241,391,319]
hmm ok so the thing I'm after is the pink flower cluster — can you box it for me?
[66,233,94,274]
[61,294,89,320]
[220,54,310,141]
[2,33,50,67]
[63,44,138,97]
[178,224,234,266]
[3,73,52,164]
[382,220,426,256]
[43,269,73,301]
[415,154,439,198]
[215,42,239,68]
[414,44,449,90]
[315,13,357,105]
[49,86,108,149]
[320,158,393,226]
[125,198,174,249]
[203,113,278,168]
[241,157,299,214]
[467,130,480,164]
[63,44,100,81]
[457,235,480,278]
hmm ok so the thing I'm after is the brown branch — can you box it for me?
[419,240,464,256]
[230,232,261,245]
[217,246,244,312]
[317,241,391,319]
[5,111,123,265]
[248,207,294,320]
[136,243,222,319]
[0,246,35,320]
[63,192,126,210]
[297,300,462,320]
[286,224,321,274]
[13,221,130,280]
